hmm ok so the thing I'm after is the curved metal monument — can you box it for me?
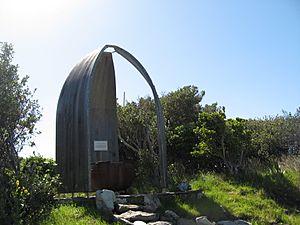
[56,45,167,192]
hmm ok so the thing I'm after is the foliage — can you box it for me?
[193,108,252,173]
[40,204,120,225]
[0,42,56,224]
[118,86,205,187]
[118,97,160,185]
[247,110,300,167]
[0,42,41,169]
[0,156,60,225]
[19,156,61,224]
[191,173,300,225]
[161,85,204,129]
[280,154,300,174]
[161,85,205,172]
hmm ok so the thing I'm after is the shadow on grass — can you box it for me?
[231,170,300,211]
[159,195,235,221]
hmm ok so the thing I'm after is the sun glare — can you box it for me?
[0,0,83,36]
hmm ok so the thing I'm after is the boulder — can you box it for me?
[143,194,161,212]
[96,189,116,211]
[116,210,159,222]
[164,210,179,220]
[196,216,215,225]
[177,218,197,225]
[161,210,179,223]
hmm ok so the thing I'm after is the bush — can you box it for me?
[20,156,61,224]
[0,156,60,225]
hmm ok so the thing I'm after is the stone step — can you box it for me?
[117,204,143,213]
[115,220,173,225]
[116,195,145,205]
[148,221,173,225]
[115,210,159,222]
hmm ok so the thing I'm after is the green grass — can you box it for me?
[159,194,233,221]
[40,204,119,225]
[41,170,300,225]
[191,172,300,225]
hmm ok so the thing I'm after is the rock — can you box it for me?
[164,210,179,220]
[177,218,197,225]
[143,194,161,212]
[217,220,252,225]
[196,216,215,225]
[118,195,145,205]
[233,220,252,225]
[116,210,159,222]
[148,222,173,225]
[162,210,179,223]
[217,221,235,225]
[96,189,116,211]
[116,198,128,204]
[196,191,203,199]
[117,204,143,213]
[133,221,147,225]
[113,215,133,225]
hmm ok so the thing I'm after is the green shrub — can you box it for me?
[19,156,61,224]
[0,156,60,225]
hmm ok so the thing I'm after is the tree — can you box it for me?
[118,97,160,184]
[161,86,205,171]
[0,42,41,224]
[193,107,252,174]
[193,110,227,169]
[117,86,206,186]
[247,108,300,167]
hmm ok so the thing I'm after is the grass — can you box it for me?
[190,172,300,225]
[40,204,120,225]
[159,194,233,221]
[41,167,300,225]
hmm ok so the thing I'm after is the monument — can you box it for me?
[56,45,167,192]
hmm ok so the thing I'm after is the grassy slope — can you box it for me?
[190,172,300,225]
[40,204,119,225]
[41,171,300,225]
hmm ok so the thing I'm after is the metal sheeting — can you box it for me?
[56,45,168,192]
[56,51,118,192]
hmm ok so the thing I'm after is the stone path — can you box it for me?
[95,189,252,225]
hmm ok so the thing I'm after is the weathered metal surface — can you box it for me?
[91,161,135,191]
[56,51,119,192]
[56,45,167,193]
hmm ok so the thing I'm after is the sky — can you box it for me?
[1,0,299,158]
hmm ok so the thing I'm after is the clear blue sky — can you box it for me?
[1,0,299,158]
